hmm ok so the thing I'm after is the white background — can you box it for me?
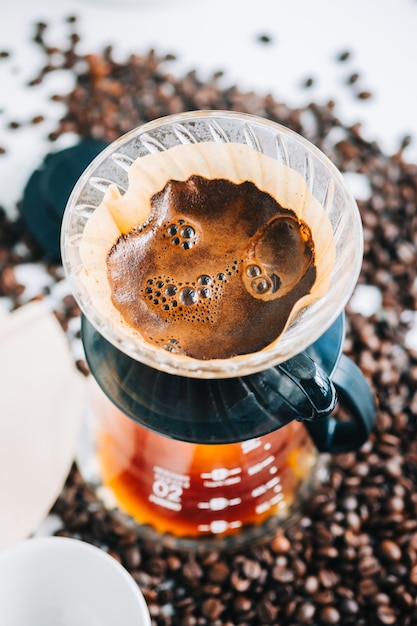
[1,0,417,213]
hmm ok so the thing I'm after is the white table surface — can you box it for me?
[1,0,417,214]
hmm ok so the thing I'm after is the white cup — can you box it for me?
[0,536,151,626]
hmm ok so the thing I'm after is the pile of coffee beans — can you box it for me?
[2,15,417,626]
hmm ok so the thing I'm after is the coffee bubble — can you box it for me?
[246,265,262,278]
[165,285,177,297]
[251,277,271,295]
[181,225,195,238]
[242,214,314,302]
[180,287,198,306]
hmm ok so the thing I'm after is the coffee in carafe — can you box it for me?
[87,376,321,545]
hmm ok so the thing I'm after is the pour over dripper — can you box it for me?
[61,110,364,380]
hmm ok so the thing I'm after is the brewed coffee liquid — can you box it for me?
[93,387,319,540]
[107,176,316,360]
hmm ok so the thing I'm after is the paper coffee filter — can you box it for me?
[78,140,335,365]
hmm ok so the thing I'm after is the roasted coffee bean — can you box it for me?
[316,545,339,559]
[376,604,397,625]
[207,561,230,584]
[122,545,141,569]
[201,582,221,596]
[313,590,335,605]
[318,568,339,588]
[359,554,381,577]
[271,565,295,583]
[296,601,315,622]
[359,578,379,597]
[346,510,361,532]
[201,598,224,621]
[392,587,414,611]
[291,557,307,577]
[339,597,359,615]
[181,559,203,584]
[230,569,251,592]
[256,598,278,623]
[337,50,351,61]
[232,594,252,614]
[357,90,373,100]
[304,575,319,595]
[241,558,262,580]
[378,539,402,562]
[270,533,291,553]
[257,33,272,44]
[347,72,360,84]
[146,556,167,577]
[318,605,341,624]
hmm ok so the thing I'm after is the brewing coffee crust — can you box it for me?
[79,141,335,361]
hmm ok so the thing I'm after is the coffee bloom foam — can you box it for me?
[79,142,335,362]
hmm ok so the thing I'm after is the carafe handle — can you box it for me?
[304,354,375,453]
[279,352,375,453]
[277,353,337,419]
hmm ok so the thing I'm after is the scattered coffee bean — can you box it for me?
[376,604,397,625]
[233,594,252,613]
[201,597,224,620]
[337,50,351,61]
[357,90,373,100]
[270,533,291,553]
[257,33,273,44]
[295,602,314,623]
[318,605,341,624]
[378,539,402,562]
[207,561,230,584]
[304,575,319,595]
[241,558,262,580]
[348,72,360,84]
[339,596,359,615]
[256,598,278,623]
[31,115,45,125]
